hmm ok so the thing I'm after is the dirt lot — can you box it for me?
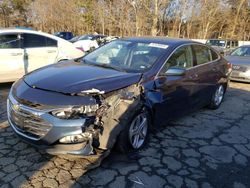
[0,82,250,188]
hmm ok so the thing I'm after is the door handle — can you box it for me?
[189,73,199,80]
[11,53,23,56]
[212,67,217,72]
[47,50,56,53]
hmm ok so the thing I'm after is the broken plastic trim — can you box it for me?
[80,88,105,95]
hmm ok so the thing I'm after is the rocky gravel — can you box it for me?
[0,81,250,188]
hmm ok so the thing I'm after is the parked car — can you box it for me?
[0,29,84,83]
[7,38,231,156]
[69,35,80,43]
[73,34,106,52]
[54,31,74,40]
[206,39,238,55]
[98,36,120,46]
[225,45,250,83]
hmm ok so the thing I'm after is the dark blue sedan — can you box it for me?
[7,37,231,156]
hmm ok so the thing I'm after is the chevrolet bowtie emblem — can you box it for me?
[13,104,20,111]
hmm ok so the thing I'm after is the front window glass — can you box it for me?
[230,47,250,56]
[82,40,167,73]
[206,40,226,47]
[161,45,193,73]
[0,34,20,49]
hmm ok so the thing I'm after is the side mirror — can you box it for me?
[165,67,186,76]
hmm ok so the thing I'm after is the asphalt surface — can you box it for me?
[0,81,250,188]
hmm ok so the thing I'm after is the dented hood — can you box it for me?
[23,60,142,94]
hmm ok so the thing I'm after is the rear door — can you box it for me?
[0,33,24,82]
[153,45,196,125]
[22,33,58,73]
[191,44,218,108]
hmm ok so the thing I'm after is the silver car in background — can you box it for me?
[225,45,250,83]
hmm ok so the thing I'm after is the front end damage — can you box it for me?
[73,84,143,153]
[8,79,143,156]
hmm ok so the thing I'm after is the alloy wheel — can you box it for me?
[214,85,224,106]
[128,113,148,149]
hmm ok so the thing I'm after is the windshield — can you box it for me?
[206,40,226,47]
[230,47,250,56]
[78,35,94,40]
[82,40,168,73]
[54,32,65,37]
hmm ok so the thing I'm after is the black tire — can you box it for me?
[115,109,151,153]
[208,84,225,109]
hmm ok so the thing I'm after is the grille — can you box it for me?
[9,100,52,139]
[15,97,55,110]
[232,65,247,72]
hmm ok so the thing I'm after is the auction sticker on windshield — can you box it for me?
[148,43,169,49]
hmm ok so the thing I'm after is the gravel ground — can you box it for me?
[0,81,250,188]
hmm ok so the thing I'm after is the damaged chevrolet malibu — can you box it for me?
[7,37,231,156]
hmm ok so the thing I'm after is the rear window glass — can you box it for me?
[47,38,57,47]
[193,45,212,65]
[211,49,219,60]
[23,34,46,48]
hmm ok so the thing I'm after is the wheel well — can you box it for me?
[57,59,68,62]
[222,82,228,93]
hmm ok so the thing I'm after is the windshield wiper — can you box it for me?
[82,59,126,72]
[95,63,126,72]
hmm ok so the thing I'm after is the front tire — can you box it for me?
[116,110,150,153]
[209,84,225,109]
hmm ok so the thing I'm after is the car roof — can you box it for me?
[121,37,199,46]
[207,39,238,41]
[0,28,66,41]
[81,34,106,37]
[55,31,73,34]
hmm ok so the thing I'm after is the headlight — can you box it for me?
[246,70,250,77]
[51,105,99,119]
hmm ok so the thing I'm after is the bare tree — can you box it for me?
[0,0,249,40]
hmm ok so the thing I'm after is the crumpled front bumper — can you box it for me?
[7,93,94,156]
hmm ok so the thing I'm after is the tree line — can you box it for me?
[0,0,249,40]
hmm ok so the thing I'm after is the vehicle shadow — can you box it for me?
[0,82,249,187]
[73,82,250,187]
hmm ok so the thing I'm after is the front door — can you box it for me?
[0,33,24,82]
[153,45,196,126]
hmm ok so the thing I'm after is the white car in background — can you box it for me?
[0,28,84,83]
[73,34,106,52]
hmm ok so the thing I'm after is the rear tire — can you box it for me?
[209,84,225,109]
[115,109,151,153]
